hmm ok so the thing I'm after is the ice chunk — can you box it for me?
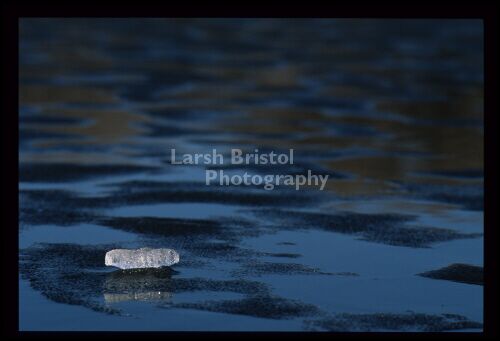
[105,248,180,269]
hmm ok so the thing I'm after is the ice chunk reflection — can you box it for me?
[103,267,176,303]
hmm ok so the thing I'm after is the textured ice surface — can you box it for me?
[105,248,180,269]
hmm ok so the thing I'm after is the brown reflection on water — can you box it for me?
[32,108,150,144]
[322,178,398,197]
[20,85,118,105]
[19,19,483,198]
[19,151,136,166]
[326,156,414,182]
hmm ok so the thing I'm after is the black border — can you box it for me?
[2,3,498,338]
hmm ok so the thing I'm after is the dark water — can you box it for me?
[19,19,483,331]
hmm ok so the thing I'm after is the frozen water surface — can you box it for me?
[19,19,483,331]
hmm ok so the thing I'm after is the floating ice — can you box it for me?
[105,248,180,269]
